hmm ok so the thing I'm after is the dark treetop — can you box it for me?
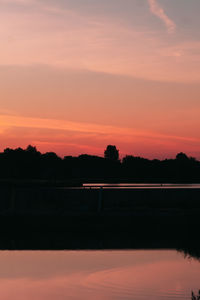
[0,145,200,183]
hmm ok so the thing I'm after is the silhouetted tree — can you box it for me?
[176,152,189,161]
[104,145,119,161]
[0,145,200,183]
[26,145,37,152]
[41,152,62,179]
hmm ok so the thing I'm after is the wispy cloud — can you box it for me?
[1,114,200,158]
[1,114,199,143]
[148,0,176,33]
[0,0,34,4]
[1,0,200,82]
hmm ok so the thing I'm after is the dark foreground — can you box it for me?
[0,232,199,266]
[0,185,199,238]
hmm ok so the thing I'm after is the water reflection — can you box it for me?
[0,235,199,300]
[83,183,200,189]
[0,250,199,300]
[192,290,200,300]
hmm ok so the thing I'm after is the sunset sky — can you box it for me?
[1,0,200,158]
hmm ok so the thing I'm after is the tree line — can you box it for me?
[0,144,200,183]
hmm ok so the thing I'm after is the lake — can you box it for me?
[83,183,200,189]
[0,249,199,300]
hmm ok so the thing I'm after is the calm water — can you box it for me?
[0,250,199,300]
[82,183,200,189]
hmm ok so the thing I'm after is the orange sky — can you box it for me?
[0,0,200,158]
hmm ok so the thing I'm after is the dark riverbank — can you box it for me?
[0,185,200,236]
[0,232,199,263]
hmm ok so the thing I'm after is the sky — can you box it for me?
[0,0,200,159]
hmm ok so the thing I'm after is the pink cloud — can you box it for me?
[148,0,176,33]
[1,114,200,159]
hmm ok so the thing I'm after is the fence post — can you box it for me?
[98,187,103,213]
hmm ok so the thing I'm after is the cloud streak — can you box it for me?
[1,114,200,144]
[1,114,200,158]
[148,0,176,33]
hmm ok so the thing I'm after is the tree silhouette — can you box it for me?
[104,145,119,161]
[0,145,200,182]
[176,152,189,161]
